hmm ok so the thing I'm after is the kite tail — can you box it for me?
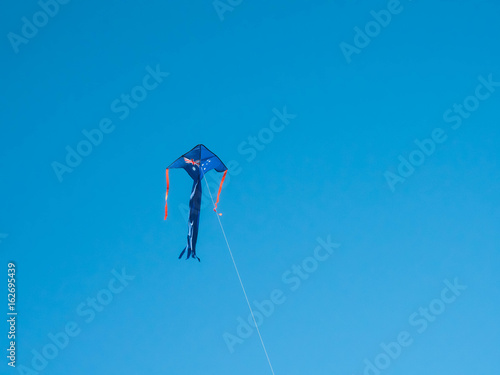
[178,247,186,259]
[178,178,202,261]
[178,247,200,262]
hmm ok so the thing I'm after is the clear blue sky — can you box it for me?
[1,0,499,374]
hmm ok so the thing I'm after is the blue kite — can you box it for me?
[164,144,227,261]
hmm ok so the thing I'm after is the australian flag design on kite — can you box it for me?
[164,144,227,261]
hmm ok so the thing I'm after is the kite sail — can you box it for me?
[164,144,227,261]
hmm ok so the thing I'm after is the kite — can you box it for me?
[163,145,275,374]
[164,144,227,261]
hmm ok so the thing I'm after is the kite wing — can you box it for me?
[164,144,227,261]
[166,144,227,180]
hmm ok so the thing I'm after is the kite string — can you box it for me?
[203,177,276,375]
